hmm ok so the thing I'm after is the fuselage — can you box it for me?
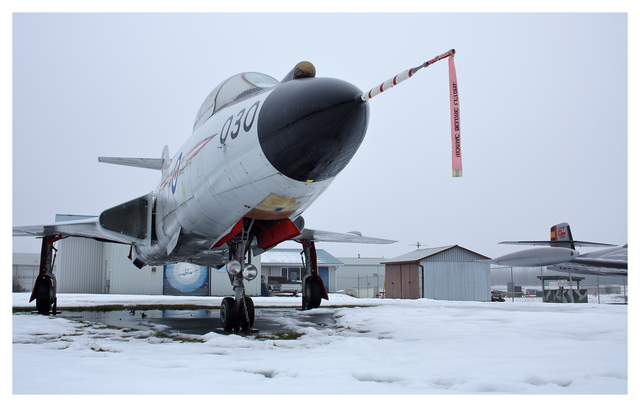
[136,68,369,266]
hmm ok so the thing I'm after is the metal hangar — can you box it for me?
[382,245,491,301]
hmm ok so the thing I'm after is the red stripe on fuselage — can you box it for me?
[184,135,214,164]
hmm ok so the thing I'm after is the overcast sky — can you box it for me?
[10,11,631,260]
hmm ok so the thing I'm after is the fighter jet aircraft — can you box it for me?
[488,223,627,276]
[14,52,457,331]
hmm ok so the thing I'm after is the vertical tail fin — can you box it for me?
[161,145,171,174]
[550,222,574,249]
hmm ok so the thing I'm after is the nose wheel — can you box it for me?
[239,296,255,330]
[220,296,255,332]
[220,297,237,330]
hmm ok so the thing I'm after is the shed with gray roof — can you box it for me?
[382,245,491,301]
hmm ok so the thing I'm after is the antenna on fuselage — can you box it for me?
[361,49,462,178]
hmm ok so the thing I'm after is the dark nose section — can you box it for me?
[257,77,369,183]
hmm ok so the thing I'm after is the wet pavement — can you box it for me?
[43,308,337,336]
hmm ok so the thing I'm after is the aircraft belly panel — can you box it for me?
[245,193,311,220]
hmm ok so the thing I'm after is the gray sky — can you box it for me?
[10,12,630,260]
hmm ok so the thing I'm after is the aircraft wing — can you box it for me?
[13,217,135,245]
[547,245,628,276]
[294,228,396,244]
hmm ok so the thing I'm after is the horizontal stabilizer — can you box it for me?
[498,240,616,248]
[98,157,164,170]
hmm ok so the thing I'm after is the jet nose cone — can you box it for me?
[258,77,369,183]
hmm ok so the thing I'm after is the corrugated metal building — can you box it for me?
[57,236,165,295]
[12,253,53,293]
[260,248,342,293]
[383,245,491,301]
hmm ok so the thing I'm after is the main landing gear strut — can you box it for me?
[30,236,62,315]
[300,240,329,310]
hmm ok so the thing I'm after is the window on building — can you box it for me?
[281,267,302,282]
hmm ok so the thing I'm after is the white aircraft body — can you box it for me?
[14,61,411,330]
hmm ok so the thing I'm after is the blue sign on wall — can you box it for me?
[163,263,210,296]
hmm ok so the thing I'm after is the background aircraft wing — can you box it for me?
[13,218,135,245]
[547,245,627,276]
[294,228,396,245]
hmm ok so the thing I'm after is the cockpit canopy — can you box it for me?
[193,72,280,130]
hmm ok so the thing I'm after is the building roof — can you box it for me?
[337,257,387,266]
[260,248,343,266]
[381,245,490,264]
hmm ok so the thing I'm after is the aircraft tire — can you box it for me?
[220,297,237,331]
[35,277,54,315]
[304,278,323,310]
[239,296,255,330]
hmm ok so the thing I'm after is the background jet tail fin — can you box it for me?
[499,222,616,248]
[551,222,575,249]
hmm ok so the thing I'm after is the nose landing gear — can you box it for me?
[220,226,258,333]
[218,220,328,332]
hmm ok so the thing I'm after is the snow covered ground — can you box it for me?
[12,293,628,395]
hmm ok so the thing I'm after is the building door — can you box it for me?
[385,266,401,298]
[385,264,420,299]
[318,267,329,292]
[401,264,420,299]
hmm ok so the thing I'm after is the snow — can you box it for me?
[12,293,628,395]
